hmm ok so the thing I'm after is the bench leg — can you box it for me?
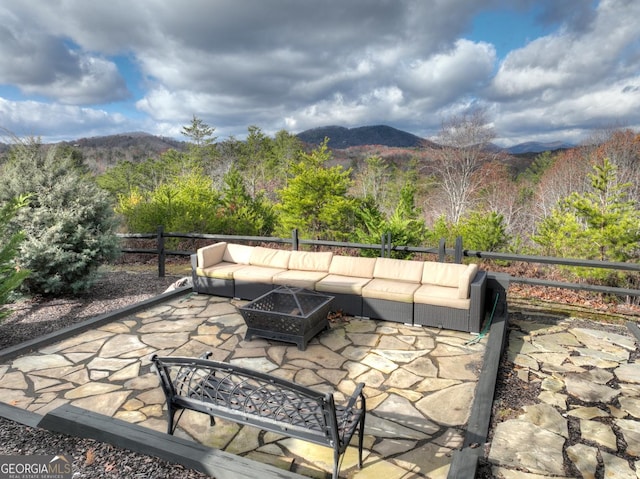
[167,406,185,435]
[357,413,365,468]
[332,449,340,479]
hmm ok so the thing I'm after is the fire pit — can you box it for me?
[239,286,334,350]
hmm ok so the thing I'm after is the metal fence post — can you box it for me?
[157,225,165,277]
[292,229,299,251]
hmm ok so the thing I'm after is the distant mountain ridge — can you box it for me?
[296,125,426,148]
[0,128,575,163]
[296,125,573,153]
[505,141,574,154]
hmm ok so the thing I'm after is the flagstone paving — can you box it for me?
[0,292,488,479]
[488,315,640,478]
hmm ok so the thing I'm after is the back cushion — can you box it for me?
[288,251,334,272]
[328,255,377,278]
[222,243,255,264]
[373,257,423,282]
[197,242,227,268]
[422,262,470,288]
[458,264,479,299]
[249,246,291,269]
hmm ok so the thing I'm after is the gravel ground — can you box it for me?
[0,267,212,479]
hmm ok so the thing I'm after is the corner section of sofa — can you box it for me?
[413,269,487,333]
[191,253,234,297]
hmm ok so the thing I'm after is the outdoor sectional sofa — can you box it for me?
[191,242,487,333]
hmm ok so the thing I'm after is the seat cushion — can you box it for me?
[361,278,420,303]
[413,284,470,310]
[233,265,286,284]
[197,261,247,280]
[315,274,372,295]
[272,270,328,289]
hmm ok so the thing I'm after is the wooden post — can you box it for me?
[157,225,165,277]
[438,238,446,262]
[455,236,463,264]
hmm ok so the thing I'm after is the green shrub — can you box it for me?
[0,196,30,320]
[0,138,120,295]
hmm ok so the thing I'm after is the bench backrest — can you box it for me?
[152,355,339,445]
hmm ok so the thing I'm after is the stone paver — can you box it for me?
[0,293,487,478]
[488,315,640,477]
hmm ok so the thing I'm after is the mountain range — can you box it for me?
[0,126,574,159]
[296,125,573,153]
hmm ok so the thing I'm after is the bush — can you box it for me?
[0,196,30,320]
[0,138,120,295]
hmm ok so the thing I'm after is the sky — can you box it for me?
[0,0,639,147]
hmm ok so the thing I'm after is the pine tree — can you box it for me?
[533,158,640,282]
[276,139,356,240]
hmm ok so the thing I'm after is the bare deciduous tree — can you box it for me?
[425,109,497,224]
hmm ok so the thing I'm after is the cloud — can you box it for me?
[0,6,129,105]
[1,0,639,144]
[0,98,131,141]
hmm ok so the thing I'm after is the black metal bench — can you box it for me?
[151,353,366,479]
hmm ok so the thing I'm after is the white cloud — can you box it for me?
[0,98,131,142]
[0,0,639,145]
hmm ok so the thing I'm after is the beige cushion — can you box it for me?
[273,270,328,289]
[328,256,376,278]
[233,265,286,284]
[315,274,372,295]
[249,246,291,269]
[223,243,255,264]
[373,257,423,282]
[414,284,470,310]
[197,242,227,268]
[197,262,246,280]
[362,279,420,302]
[288,250,333,272]
[458,264,479,299]
[422,262,469,288]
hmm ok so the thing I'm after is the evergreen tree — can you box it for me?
[276,139,356,240]
[0,138,120,295]
[355,184,426,258]
[533,158,640,282]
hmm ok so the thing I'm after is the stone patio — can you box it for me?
[0,292,488,478]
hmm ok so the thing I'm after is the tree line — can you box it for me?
[1,113,639,309]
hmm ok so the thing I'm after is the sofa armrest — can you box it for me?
[468,270,487,333]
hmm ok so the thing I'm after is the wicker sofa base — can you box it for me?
[234,280,273,300]
[362,297,413,324]
[192,275,234,297]
[322,292,363,317]
[413,303,472,332]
